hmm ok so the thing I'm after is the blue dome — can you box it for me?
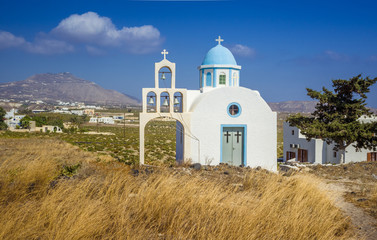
[202,45,237,65]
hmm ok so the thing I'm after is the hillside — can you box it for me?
[0,73,140,106]
[0,137,354,239]
[267,101,317,113]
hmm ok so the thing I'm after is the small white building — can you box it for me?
[71,110,84,115]
[112,115,124,120]
[283,116,377,164]
[139,37,277,171]
[4,114,25,128]
[89,117,115,124]
[5,108,17,119]
[35,125,63,133]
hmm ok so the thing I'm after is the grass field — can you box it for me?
[0,119,177,166]
[0,137,354,239]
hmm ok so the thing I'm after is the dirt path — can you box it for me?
[318,180,377,240]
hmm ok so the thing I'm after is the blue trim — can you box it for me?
[200,66,241,70]
[220,124,247,166]
[201,69,204,88]
[227,102,242,118]
[213,68,217,87]
[206,72,212,87]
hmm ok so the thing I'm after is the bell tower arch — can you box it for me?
[154,49,176,89]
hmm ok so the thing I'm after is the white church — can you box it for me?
[139,37,277,171]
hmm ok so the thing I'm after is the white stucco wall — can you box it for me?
[188,87,277,171]
[284,122,375,164]
[344,146,370,163]
[283,122,318,163]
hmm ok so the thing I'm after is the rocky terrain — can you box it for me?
[0,73,140,106]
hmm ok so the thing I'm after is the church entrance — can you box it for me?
[221,127,245,166]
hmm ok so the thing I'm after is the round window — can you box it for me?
[227,102,241,118]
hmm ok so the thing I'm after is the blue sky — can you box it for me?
[1,0,377,107]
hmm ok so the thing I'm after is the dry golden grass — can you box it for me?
[0,138,354,239]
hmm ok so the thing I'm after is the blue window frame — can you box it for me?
[227,102,242,118]
[206,72,212,86]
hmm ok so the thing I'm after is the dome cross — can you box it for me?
[161,49,169,59]
[215,36,224,45]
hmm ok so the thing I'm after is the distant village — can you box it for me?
[1,98,139,133]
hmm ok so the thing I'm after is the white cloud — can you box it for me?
[0,11,162,55]
[52,12,161,53]
[25,38,74,55]
[0,30,73,54]
[0,31,26,49]
[229,44,256,57]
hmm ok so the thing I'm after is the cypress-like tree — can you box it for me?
[287,75,377,163]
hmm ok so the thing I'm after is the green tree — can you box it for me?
[287,75,377,163]
[70,115,88,128]
[0,107,7,130]
[20,115,32,129]
[32,115,47,127]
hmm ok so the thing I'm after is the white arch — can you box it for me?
[139,116,186,165]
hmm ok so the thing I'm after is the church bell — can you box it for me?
[148,96,154,105]
[174,96,180,105]
[161,72,166,80]
[162,96,169,106]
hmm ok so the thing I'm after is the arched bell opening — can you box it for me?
[173,92,183,113]
[146,91,157,112]
[160,92,170,113]
[159,67,172,88]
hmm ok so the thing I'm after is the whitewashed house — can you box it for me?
[70,110,84,115]
[89,117,115,124]
[5,108,17,119]
[4,113,25,128]
[283,116,377,163]
[139,37,277,171]
[35,125,63,133]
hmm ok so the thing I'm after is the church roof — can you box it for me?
[201,44,237,65]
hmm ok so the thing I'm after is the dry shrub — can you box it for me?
[0,138,353,239]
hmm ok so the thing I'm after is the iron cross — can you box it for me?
[224,131,231,143]
[235,131,242,143]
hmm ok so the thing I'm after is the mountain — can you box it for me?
[268,100,377,113]
[0,73,140,106]
[267,101,317,113]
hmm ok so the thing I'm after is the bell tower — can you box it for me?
[139,49,191,165]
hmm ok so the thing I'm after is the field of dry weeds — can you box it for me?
[0,137,355,239]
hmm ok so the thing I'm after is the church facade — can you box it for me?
[139,37,277,171]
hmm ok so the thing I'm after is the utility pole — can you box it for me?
[123,111,126,141]
[96,113,99,133]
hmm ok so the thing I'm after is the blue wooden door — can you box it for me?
[222,127,244,166]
